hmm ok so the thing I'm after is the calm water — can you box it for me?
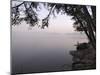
[11,25,88,74]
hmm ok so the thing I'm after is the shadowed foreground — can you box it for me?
[70,42,96,70]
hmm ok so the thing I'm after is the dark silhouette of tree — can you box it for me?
[64,5,96,49]
[11,1,96,49]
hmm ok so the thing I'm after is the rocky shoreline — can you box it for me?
[70,42,96,70]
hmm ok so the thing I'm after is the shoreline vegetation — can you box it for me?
[11,1,96,74]
[70,42,96,70]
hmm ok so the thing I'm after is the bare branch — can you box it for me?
[12,2,25,8]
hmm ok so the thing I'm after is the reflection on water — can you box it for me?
[11,25,88,74]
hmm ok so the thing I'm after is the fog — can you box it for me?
[11,21,88,73]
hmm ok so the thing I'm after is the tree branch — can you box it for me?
[12,2,25,8]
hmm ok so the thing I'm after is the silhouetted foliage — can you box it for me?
[11,1,96,49]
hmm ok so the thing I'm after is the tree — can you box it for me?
[11,1,96,49]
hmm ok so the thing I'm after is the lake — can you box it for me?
[11,24,88,74]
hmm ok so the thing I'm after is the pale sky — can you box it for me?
[12,1,76,34]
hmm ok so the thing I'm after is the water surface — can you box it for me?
[11,23,88,74]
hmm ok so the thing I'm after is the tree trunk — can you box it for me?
[82,6,96,49]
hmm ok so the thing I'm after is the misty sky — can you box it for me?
[12,1,76,34]
[11,1,89,74]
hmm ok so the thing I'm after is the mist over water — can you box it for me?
[11,23,88,73]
